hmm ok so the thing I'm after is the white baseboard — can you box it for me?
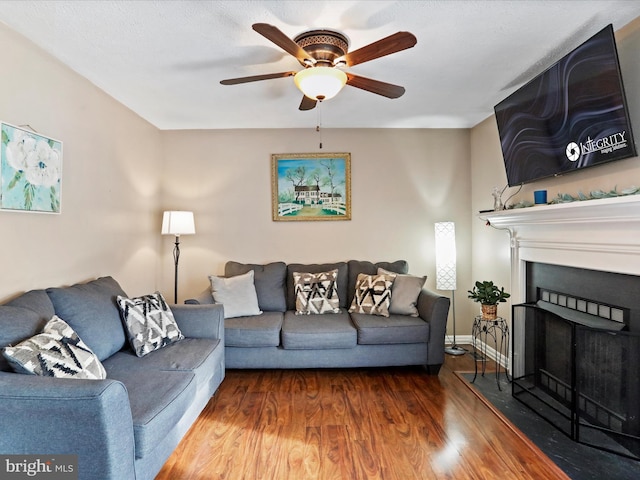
[445,335,510,369]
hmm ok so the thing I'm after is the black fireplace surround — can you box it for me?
[512,262,640,460]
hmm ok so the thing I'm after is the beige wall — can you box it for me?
[3,15,638,341]
[469,19,640,331]
[160,128,475,329]
[0,23,162,301]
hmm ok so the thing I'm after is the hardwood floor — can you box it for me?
[156,349,569,479]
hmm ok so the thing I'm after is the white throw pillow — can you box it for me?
[209,270,262,319]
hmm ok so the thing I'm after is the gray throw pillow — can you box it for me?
[209,270,262,319]
[3,315,107,379]
[378,267,426,317]
[117,292,184,357]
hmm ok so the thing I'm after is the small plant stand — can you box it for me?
[471,315,510,390]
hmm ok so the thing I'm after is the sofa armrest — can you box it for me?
[185,287,214,305]
[0,372,136,480]
[417,288,451,368]
[171,303,224,341]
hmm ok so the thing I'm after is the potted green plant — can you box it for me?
[467,280,510,320]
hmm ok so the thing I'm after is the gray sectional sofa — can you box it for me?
[189,260,450,374]
[0,276,225,480]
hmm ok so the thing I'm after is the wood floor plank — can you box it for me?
[155,351,570,479]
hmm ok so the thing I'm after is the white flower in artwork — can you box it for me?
[24,139,61,187]
[5,130,61,187]
[5,130,32,171]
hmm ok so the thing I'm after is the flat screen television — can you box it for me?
[495,24,637,187]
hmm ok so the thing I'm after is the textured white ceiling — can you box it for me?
[0,1,639,130]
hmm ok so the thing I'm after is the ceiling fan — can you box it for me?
[220,23,417,110]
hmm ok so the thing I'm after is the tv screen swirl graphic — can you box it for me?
[495,24,636,186]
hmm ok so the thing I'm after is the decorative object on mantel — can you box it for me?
[549,185,639,204]
[0,122,62,213]
[161,211,196,304]
[491,185,507,211]
[468,281,510,320]
[506,185,640,209]
[271,152,351,221]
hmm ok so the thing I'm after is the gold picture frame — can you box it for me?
[271,152,351,221]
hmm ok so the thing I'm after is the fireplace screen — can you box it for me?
[512,302,640,460]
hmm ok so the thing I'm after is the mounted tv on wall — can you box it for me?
[495,24,637,187]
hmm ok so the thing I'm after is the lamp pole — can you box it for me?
[172,235,181,304]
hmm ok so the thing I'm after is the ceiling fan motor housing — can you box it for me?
[294,29,349,67]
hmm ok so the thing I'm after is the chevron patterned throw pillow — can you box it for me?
[349,273,396,317]
[3,315,107,379]
[117,292,184,357]
[293,269,340,315]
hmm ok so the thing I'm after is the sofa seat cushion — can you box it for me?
[106,367,196,459]
[103,338,221,389]
[351,313,430,345]
[281,311,356,350]
[46,277,128,361]
[225,312,283,347]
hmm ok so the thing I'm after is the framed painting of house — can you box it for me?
[1,122,63,213]
[271,152,351,221]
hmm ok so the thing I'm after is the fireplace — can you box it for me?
[513,262,640,458]
[482,195,640,459]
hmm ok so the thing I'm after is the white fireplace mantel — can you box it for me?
[481,194,640,306]
[482,194,640,229]
[480,195,640,374]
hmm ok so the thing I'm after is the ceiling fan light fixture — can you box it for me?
[294,66,347,101]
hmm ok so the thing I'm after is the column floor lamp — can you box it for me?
[162,211,195,304]
[435,221,465,356]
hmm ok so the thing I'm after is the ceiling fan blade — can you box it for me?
[253,23,315,65]
[341,31,417,67]
[346,73,405,99]
[220,71,296,85]
[299,95,317,111]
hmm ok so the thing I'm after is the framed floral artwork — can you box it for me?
[0,122,62,213]
[272,152,351,222]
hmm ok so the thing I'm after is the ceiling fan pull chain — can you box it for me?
[317,103,323,149]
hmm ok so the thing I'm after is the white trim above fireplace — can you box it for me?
[479,195,640,374]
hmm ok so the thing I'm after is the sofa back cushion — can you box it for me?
[0,290,56,372]
[347,260,408,307]
[225,261,287,312]
[46,277,128,361]
[287,262,348,311]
